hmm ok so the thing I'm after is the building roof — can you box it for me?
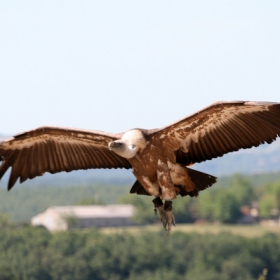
[33,204,136,219]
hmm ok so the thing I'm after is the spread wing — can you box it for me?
[150,101,280,166]
[0,126,131,190]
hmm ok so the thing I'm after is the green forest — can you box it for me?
[0,217,278,280]
[0,172,280,279]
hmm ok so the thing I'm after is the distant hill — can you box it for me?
[195,138,280,176]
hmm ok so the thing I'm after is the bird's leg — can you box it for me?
[155,160,176,234]
[152,197,167,227]
[152,198,175,235]
[164,200,176,235]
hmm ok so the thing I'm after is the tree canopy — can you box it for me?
[0,216,279,280]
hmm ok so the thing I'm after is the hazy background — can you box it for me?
[1,1,280,137]
[1,4,280,279]
[1,1,280,188]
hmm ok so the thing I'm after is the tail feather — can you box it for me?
[129,168,217,197]
[130,180,151,196]
[178,168,217,197]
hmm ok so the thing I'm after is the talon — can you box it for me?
[152,197,167,228]
[158,205,167,228]
[164,201,176,235]
[152,198,176,234]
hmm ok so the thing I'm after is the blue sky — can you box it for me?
[1,1,280,136]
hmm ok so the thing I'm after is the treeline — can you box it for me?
[119,174,280,224]
[1,172,280,223]
[0,216,279,280]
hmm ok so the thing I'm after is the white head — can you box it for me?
[108,129,146,159]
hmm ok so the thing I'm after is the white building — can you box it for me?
[31,205,137,231]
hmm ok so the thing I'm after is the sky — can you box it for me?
[1,1,280,136]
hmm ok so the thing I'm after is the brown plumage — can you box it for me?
[1,101,280,233]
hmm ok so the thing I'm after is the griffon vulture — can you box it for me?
[1,101,280,233]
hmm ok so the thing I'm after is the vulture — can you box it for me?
[0,100,280,233]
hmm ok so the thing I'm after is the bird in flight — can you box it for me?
[0,101,280,234]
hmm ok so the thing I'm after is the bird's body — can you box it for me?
[1,101,280,233]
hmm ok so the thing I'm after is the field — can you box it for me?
[101,223,280,238]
